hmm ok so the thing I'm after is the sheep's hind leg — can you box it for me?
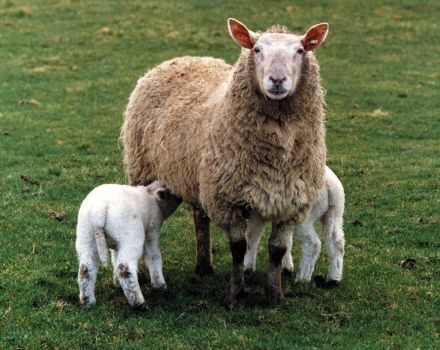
[267,220,294,306]
[116,242,147,311]
[77,247,98,307]
[226,228,247,310]
[321,210,345,283]
[193,207,214,276]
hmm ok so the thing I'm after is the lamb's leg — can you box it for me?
[321,209,345,282]
[77,244,98,307]
[144,227,166,289]
[281,232,294,273]
[110,249,119,287]
[243,212,266,273]
[267,220,294,306]
[193,207,214,276]
[116,242,147,310]
[295,224,321,283]
[226,228,247,310]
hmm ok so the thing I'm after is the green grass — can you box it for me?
[1,0,439,348]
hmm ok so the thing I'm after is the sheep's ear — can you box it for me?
[228,18,257,49]
[301,23,329,51]
[154,188,168,201]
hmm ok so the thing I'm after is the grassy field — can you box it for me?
[1,0,439,348]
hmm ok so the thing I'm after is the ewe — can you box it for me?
[122,18,329,308]
[244,166,345,284]
[76,181,180,309]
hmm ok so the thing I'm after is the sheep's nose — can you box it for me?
[269,76,286,86]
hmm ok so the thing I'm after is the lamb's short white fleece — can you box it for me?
[75,181,180,309]
[244,166,345,283]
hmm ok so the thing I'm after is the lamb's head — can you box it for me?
[146,181,182,219]
[228,18,328,101]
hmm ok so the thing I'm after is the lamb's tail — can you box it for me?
[95,228,109,267]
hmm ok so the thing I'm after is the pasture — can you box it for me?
[0,0,439,348]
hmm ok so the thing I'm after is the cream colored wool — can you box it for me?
[122,26,326,233]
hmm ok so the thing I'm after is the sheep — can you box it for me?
[244,166,345,284]
[122,18,329,308]
[75,181,181,310]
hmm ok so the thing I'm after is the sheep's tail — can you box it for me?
[95,228,109,267]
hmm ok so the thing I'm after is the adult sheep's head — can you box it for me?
[228,18,329,101]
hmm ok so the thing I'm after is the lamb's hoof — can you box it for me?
[195,262,214,276]
[325,279,340,289]
[313,276,327,289]
[152,283,167,291]
[282,268,294,279]
[266,288,285,307]
[295,277,312,284]
[131,302,149,312]
[79,297,96,308]
[244,269,254,279]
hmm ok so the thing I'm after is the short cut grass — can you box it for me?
[0,0,439,349]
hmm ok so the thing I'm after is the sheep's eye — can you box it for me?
[253,47,261,53]
[297,48,304,55]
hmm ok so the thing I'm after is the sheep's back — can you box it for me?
[122,56,231,205]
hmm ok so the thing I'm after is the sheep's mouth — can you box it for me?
[266,88,288,100]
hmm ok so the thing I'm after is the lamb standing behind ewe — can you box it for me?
[122,18,329,308]
[244,166,345,284]
[76,182,181,310]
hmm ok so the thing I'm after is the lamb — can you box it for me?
[75,181,181,309]
[122,18,329,308]
[244,166,345,284]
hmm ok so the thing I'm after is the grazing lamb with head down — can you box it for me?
[76,181,181,310]
[244,166,345,284]
[122,18,329,308]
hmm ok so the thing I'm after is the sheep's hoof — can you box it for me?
[80,297,96,308]
[313,275,337,289]
[195,262,214,276]
[225,284,246,311]
[131,302,149,312]
[282,268,294,279]
[152,283,167,290]
[266,287,285,307]
[325,279,340,289]
[244,269,254,278]
[225,294,246,311]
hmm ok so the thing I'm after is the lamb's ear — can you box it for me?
[228,18,257,49]
[154,188,168,201]
[301,23,329,51]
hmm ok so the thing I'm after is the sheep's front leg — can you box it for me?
[295,224,321,283]
[193,207,214,276]
[144,227,166,289]
[226,228,247,310]
[244,212,266,273]
[267,220,294,306]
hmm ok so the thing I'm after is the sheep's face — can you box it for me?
[253,33,304,100]
[228,19,329,101]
